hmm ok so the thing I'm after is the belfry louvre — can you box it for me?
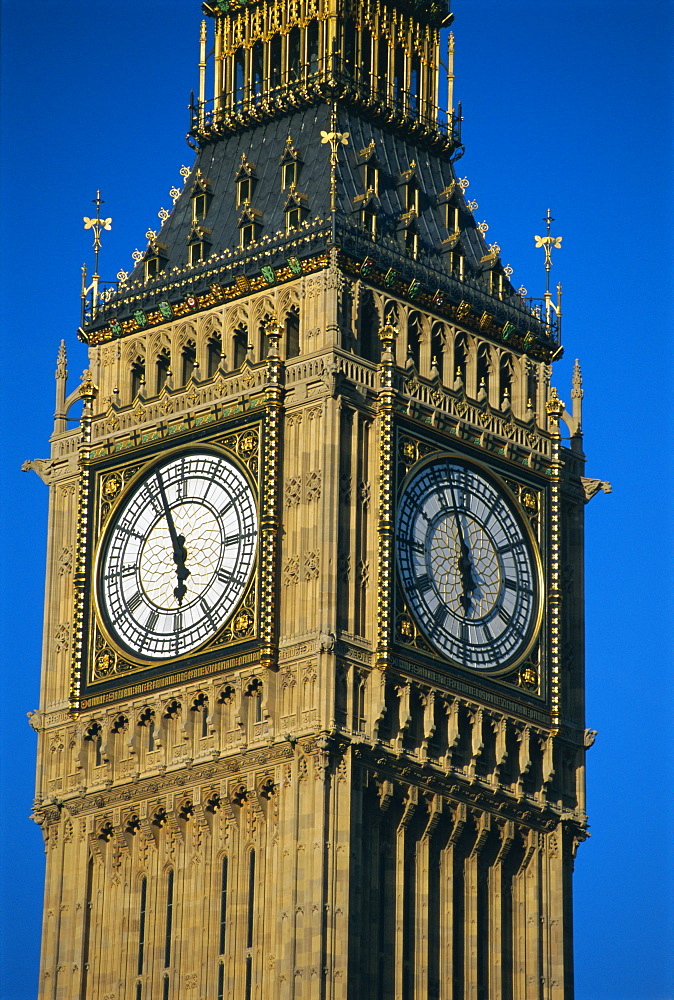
[30,1,593,997]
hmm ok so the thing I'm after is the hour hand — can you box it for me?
[173,533,190,605]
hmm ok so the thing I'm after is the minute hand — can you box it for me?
[448,477,478,614]
[155,473,190,604]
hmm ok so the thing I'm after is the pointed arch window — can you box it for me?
[500,353,514,409]
[131,357,145,400]
[180,342,197,385]
[285,310,300,359]
[207,334,222,377]
[477,344,491,400]
[431,323,445,380]
[156,351,171,393]
[359,290,380,363]
[233,327,248,368]
[407,313,421,369]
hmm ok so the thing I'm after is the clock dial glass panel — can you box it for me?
[98,451,258,660]
[396,456,540,671]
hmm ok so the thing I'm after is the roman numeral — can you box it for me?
[127,591,142,612]
[146,610,158,630]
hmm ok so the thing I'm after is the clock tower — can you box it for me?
[30,1,599,998]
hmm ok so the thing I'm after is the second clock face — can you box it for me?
[396,455,541,672]
[97,450,258,660]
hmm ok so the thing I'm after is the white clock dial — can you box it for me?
[97,450,258,660]
[396,455,541,672]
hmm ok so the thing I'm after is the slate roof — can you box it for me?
[84,100,558,351]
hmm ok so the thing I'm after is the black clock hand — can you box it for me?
[448,476,479,615]
[155,473,191,605]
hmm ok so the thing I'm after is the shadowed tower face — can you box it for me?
[31,2,590,998]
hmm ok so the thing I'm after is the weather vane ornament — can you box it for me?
[534,208,563,333]
[81,190,113,324]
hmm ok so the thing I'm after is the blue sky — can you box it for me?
[1,2,672,997]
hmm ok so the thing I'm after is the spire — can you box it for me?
[54,340,68,434]
[571,358,583,439]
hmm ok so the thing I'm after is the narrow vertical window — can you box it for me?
[270,35,282,89]
[162,975,170,1000]
[164,869,174,969]
[288,27,300,81]
[137,876,147,976]
[343,19,356,75]
[135,982,143,1000]
[217,963,225,1000]
[377,38,388,98]
[219,857,228,955]
[410,54,421,112]
[394,45,405,107]
[234,49,245,104]
[307,21,319,76]
[360,27,372,86]
[247,850,255,949]
[79,856,94,1000]
[252,41,263,96]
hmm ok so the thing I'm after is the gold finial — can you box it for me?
[534,209,563,329]
[82,190,112,322]
[322,108,350,237]
[545,386,565,421]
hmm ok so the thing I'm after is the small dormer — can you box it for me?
[437,182,460,234]
[191,169,212,223]
[238,204,262,248]
[187,224,212,266]
[439,230,465,278]
[356,189,379,237]
[357,139,380,197]
[397,213,420,259]
[280,137,303,190]
[283,186,308,232]
[143,234,168,281]
[479,250,507,298]
[235,154,257,207]
[398,160,420,215]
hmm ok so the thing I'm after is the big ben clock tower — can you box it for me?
[30,1,601,997]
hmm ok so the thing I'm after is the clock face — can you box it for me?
[97,450,258,660]
[396,455,541,672]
